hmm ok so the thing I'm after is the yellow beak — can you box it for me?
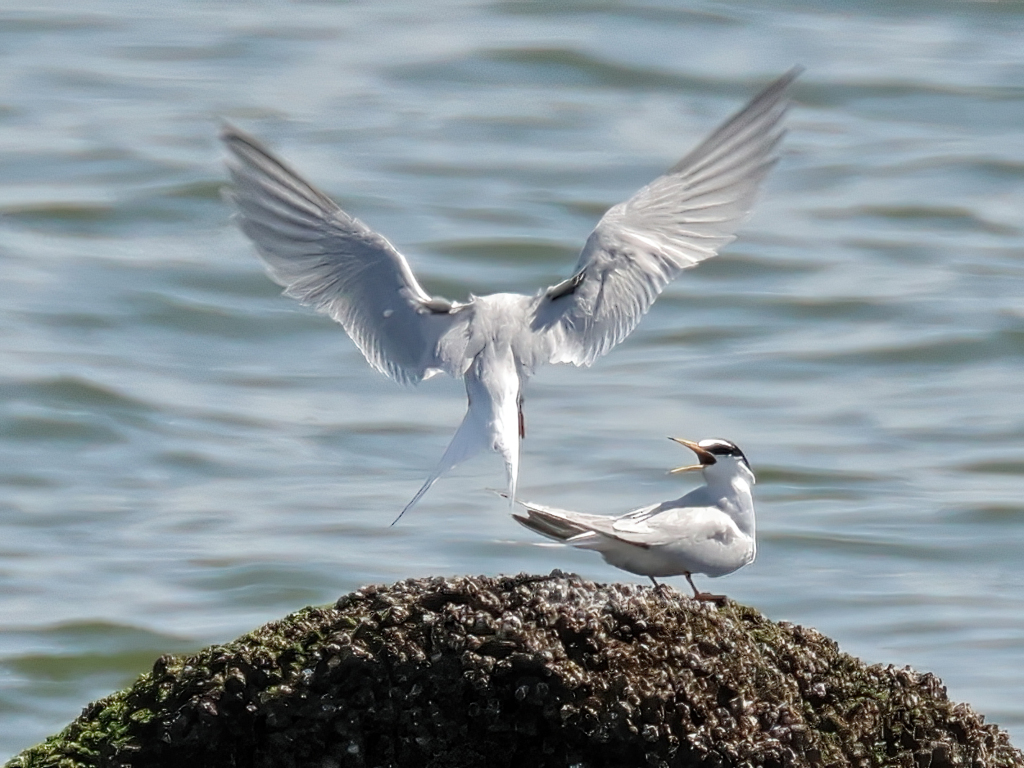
[668,437,715,474]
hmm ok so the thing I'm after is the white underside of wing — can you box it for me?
[530,68,799,368]
[222,125,471,385]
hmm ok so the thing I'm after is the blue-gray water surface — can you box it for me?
[3,0,1024,757]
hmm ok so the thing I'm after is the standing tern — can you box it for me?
[222,68,798,521]
[513,438,756,603]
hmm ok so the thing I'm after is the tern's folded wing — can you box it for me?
[513,500,619,542]
[529,68,799,368]
[607,505,744,549]
[223,126,470,384]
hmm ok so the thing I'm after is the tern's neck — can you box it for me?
[705,470,756,536]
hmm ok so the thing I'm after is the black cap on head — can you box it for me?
[697,439,750,469]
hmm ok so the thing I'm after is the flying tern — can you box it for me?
[221,69,797,521]
[513,438,756,603]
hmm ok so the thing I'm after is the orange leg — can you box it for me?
[684,573,727,605]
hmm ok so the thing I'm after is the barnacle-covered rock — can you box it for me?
[8,572,1022,768]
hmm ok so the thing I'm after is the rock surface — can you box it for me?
[7,572,1022,768]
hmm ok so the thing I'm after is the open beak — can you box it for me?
[668,437,716,474]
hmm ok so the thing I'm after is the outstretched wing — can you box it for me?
[222,125,471,384]
[530,67,800,367]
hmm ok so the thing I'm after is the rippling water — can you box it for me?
[3,0,1024,757]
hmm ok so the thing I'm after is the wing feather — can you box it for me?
[529,67,800,367]
[609,505,740,549]
[222,125,470,384]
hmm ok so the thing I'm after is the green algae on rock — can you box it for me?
[8,572,1022,768]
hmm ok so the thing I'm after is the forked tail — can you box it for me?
[390,408,490,526]
[391,347,522,525]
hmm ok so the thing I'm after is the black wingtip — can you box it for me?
[761,65,804,95]
[780,64,805,84]
[748,65,803,108]
[218,119,250,146]
[218,122,276,161]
